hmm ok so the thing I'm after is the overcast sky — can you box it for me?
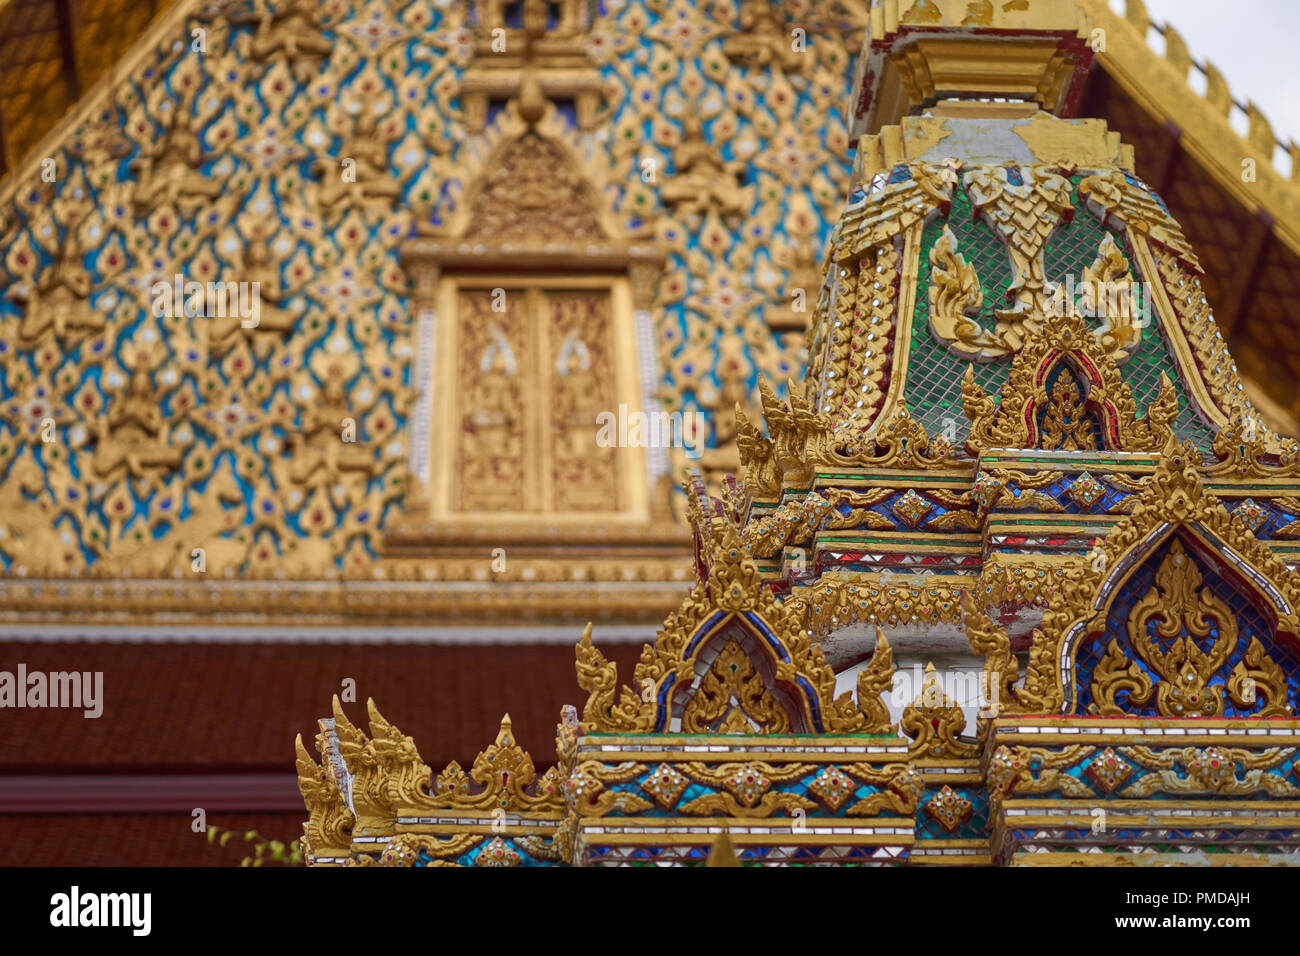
[1141,0,1300,147]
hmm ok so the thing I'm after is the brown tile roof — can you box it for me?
[0,811,308,866]
[0,638,645,772]
[0,0,179,175]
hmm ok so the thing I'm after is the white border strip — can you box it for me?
[634,308,669,484]
[410,306,436,486]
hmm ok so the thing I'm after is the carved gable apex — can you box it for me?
[463,133,603,244]
[405,122,659,274]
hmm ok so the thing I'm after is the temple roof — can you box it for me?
[2,0,1295,432]
[0,0,179,176]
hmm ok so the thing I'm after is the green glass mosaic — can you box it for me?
[905,179,1215,451]
[906,187,1010,442]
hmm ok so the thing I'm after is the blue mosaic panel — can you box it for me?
[1073,536,1300,716]
[1045,472,1131,516]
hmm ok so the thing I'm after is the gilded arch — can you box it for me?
[1016,441,1300,715]
[962,312,1178,453]
[574,479,896,735]
[667,610,816,735]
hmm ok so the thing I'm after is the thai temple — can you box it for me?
[2,0,1300,867]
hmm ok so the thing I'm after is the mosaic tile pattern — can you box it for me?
[1073,537,1300,717]
[0,0,865,574]
[906,181,1217,451]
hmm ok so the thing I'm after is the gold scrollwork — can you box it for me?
[576,480,897,735]
[842,763,925,817]
[1090,540,1290,718]
[1018,441,1300,714]
[928,224,998,361]
[986,744,1094,818]
[964,593,1023,717]
[1120,746,1300,797]
[754,381,961,487]
[791,576,967,635]
[962,313,1177,454]
[1205,404,1300,479]
[900,662,980,759]
[682,639,792,734]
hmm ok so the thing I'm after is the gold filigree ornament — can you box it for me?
[1078,233,1144,362]
[1017,440,1300,714]
[985,744,1094,817]
[964,593,1024,717]
[1089,540,1290,718]
[757,378,825,489]
[328,698,564,835]
[815,400,961,471]
[807,240,901,435]
[928,224,999,362]
[1204,403,1300,479]
[811,161,963,432]
[900,662,980,759]
[427,714,566,814]
[735,405,783,500]
[372,833,478,867]
[682,638,792,734]
[677,761,817,818]
[962,312,1177,454]
[1076,168,1200,271]
[1039,376,1098,451]
[1120,746,1300,798]
[1147,246,1284,442]
[575,481,893,735]
[566,763,654,819]
[754,378,960,483]
[842,763,925,818]
[741,486,897,558]
[740,490,837,559]
[1082,747,1133,794]
[807,766,858,812]
[924,785,975,832]
[330,696,424,835]
[792,576,967,636]
[474,837,524,867]
[855,629,898,734]
[829,161,961,265]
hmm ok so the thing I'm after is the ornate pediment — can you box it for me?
[1015,441,1300,714]
[574,476,894,736]
[961,313,1177,453]
[462,134,604,244]
[1086,538,1293,719]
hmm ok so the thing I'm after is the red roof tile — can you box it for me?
[0,639,645,772]
[0,811,308,866]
